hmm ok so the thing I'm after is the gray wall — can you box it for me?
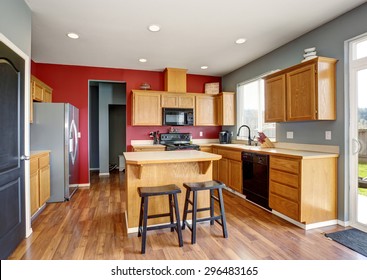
[0,0,31,56]
[91,82,126,174]
[222,3,367,222]
[109,105,126,166]
[89,85,99,169]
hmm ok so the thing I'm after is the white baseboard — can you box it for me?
[78,183,90,188]
[99,172,110,176]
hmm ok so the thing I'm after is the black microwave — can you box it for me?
[163,108,194,126]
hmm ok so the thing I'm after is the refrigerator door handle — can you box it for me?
[69,119,78,165]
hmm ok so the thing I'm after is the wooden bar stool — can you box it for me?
[182,180,228,244]
[137,184,183,254]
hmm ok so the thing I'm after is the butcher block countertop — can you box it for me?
[212,144,339,159]
[124,150,222,165]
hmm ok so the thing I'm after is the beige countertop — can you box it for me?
[212,144,339,159]
[124,150,221,165]
[30,150,50,156]
[131,144,165,148]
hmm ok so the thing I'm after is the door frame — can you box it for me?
[0,33,32,238]
[347,32,367,232]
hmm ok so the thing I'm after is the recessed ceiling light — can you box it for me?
[201,66,208,70]
[235,38,246,44]
[139,58,147,63]
[67,32,79,39]
[148,24,160,32]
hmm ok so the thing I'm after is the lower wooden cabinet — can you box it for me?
[212,147,242,193]
[30,151,51,217]
[269,155,337,224]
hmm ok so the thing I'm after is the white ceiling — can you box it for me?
[26,0,366,76]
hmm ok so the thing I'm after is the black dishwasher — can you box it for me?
[242,152,271,210]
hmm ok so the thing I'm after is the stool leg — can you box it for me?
[168,194,174,232]
[191,191,198,244]
[138,196,144,237]
[218,188,228,238]
[210,189,214,226]
[182,189,190,230]
[141,196,149,254]
[173,193,183,247]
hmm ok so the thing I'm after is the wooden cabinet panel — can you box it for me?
[178,95,195,108]
[195,95,217,126]
[39,165,50,206]
[264,75,286,122]
[30,152,50,217]
[164,68,187,93]
[30,75,53,123]
[161,94,195,108]
[199,146,212,153]
[216,148,242,161]
[218,158,229,186]
[269,154,337,224]
[269,194,299,221]
[228,160,242,193]
[264,57,337,122]
[217,92,235,126]
[287,64,316,121]
[132,146,166,152]
[132,91,162,126]
[270,156,300,173]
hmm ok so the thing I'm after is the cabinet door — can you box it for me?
[218,92,235,126]
[39,165,51,206]
[43,88,52,102]
[264,75,286,122]
[218,158,229,186]
[178,95,195,108]
[33,80,43,101]
[286,64,316,121]
[228,160,242,193]
[195,95,217,126]
[164,68,187,93]
[212,148,219,180]
[132,92,162,125]
[30,170,39,216]
[161,95,179,108]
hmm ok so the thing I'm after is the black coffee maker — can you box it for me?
[219,130,231,144]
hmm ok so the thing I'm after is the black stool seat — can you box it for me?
[137,184,183,254]
[138,184,181,197]
[182,180,228,244]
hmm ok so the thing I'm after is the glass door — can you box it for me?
[349,34,367,232]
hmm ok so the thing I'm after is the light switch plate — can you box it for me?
[286,131,293,139]
[199,131,203,137]
[325,131,332,140]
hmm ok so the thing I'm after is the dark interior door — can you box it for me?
[0,41,25,259]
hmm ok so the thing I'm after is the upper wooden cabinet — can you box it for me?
[31,75,53,103]
[217,92,235,126]
[30,75,53,123]
[132,90,162,126]
[195,94,218,126]
[264,57,337,122]
[161,93,195,108]
[164,68,187,93]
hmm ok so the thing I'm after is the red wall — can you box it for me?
[31,61,222,184]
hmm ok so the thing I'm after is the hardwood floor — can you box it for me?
[9,170,367,260]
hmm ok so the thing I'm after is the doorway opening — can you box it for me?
[348,33,367,233]
[88,81,126,178]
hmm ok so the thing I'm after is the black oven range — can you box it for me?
[159,133,200,151]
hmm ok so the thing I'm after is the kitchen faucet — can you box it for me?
[237,125,252,146]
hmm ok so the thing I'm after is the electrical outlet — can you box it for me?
[286,131,293,139]
[325,131,332,140]
[199,131,203,137]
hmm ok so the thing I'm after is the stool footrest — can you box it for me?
[185,207,211,214]
[147,212,171,219]
[142,223,178,232]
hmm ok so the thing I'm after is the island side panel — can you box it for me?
[126,161,213,231]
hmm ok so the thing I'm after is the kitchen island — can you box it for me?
[123,150,222,233]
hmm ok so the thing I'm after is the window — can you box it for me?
[237,77,275,142]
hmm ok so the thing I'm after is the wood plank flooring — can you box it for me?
[9,171,367,260]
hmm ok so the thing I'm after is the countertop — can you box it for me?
[123,150,222,165]
[30,150,50,156]
[211,144,339,159]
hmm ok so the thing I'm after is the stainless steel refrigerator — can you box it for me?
[31,103,79,202]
